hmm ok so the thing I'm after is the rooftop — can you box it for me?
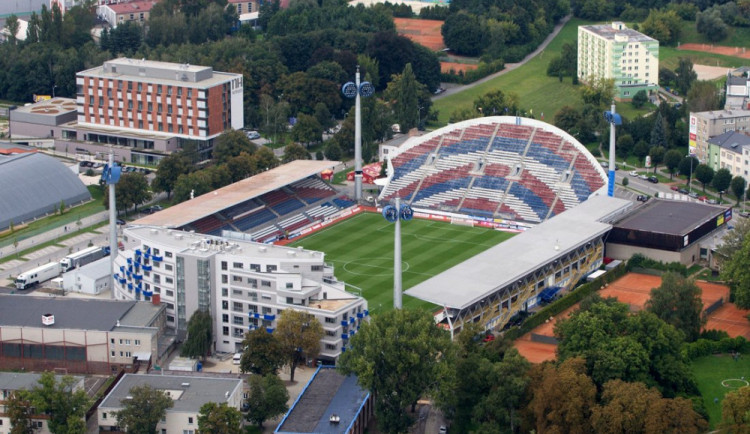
[708,130,750,152]
[104,1,158,14]
[612,199,728,235]
[0,295,161,331]
[0,372,84,392]
[12,97,77,116]
[133,160,339,228]
[77,57,239,88]
[405,195,632,309]
[99,374,242,412]
[580,22,657,43]
[276,367,369,434]
[693,109,750,120]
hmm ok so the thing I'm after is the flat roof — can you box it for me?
[134,160,339,228]
[12,97,77,116]
[0,295,159,331]
[693,109,750,120]
[276,367,368,434]
[78,58,238,89]
[105,1,158,14]
[0,372,84,392]
[580,22,657,43]
[405,196,632,309]
[99,374,242,412]
[612,199,727,235]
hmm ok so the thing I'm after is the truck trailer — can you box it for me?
[16,262,61,290]
[60,246,109,272]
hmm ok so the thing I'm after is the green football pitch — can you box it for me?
[288,212,514,314]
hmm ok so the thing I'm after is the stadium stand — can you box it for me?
[380,116,607,223]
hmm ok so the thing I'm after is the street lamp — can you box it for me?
[686,153,694,195]
[52,84,57,98]
[382,198,413,309]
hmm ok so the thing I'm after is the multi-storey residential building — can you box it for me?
[578,22,659,100]
[0,295,166,374]
[228,0,259,15]
[707,131,750,182]
[725,67,750,110]
[113,226,368,362]
[98,374,243,433]
[0,373,85,434]
[98,0,157,28]
[70,58,243,164]
[689,109,750,165]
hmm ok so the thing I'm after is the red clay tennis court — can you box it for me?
[513,273,746,363]
[393,18,446,51]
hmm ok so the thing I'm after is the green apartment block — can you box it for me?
[578,22,659,101]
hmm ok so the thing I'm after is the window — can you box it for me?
[111,351,115,357]
[233,275,243,282]
[222,275,228,284]
[223,314,229,323]
[222,300,229,309]
[286,297,294,304]
[233,262,243,269]
[222,287,229,296]
[221,261,228,271]
[233,316,244,325]
[250,264,260,272]
[165,277,173,284]
[165,264,173,271]
[311,265,323,272]
[166,290,174,297]
[188,417,194,424]
[261,280,271,287]
[267,265,277,272]
[325,317,336,324]
[166,252,173,258]
[286,282,293,289]
[223,326,229,336]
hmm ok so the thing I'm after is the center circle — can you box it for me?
[342,258,410,277]
[722,379,749,388]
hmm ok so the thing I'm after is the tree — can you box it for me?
[115,384,174,434]
[254,147,279,171]
[290,113,322,147]
[633,140,650,163]
[245,374,288,428]
[441,12,482,56]
[324,142,342,161]
[275,309,323,382]
[339,309,452,434]
[631,90,648,108]
[650,112,666,148]
[731,176,747,205]
[663,149,682,179]
[6,390,35,434]
[181,310,212,361]
[591,380,707,434]
[721,224,750,308]
[5,14,20,45]
[59,199,66,215]
[213,130,256,163]
[696,8,729,42]
[240,328,285,375]
[721,383,750,432]
[675,58,698,96]
[554,106,582,135]
[646,272,704,342]
[687,81,721,113]
[105,172,152,214]
[712,168,733,200]
[282,143,310,163]
[694,164,714,192]
[523,358,596,434]
[152,153,189,200]
[649,146,665,174]
[384,63,425,131]
[678,156,699,186]
[473,89,520,117]
[641,9,681,45]
[25,372,91,434]
[581,77,615,107]
[197,402,243,434]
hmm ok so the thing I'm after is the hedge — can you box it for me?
[683,336,750,360]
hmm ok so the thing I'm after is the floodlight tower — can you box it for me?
[342,67,374,202]
[603,102,622,197]
[101,152,122,299]
[382,197,413,309]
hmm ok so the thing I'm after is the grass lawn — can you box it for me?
[692,353,750,428]
[659,46,747,70]
[288,212,514,314]
[676,20,750,49]
[0,185,105,248]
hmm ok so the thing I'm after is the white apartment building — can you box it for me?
[113,226,369,362]
[689,109,750,165]
[578,22,659,100]
[98,374,243,433]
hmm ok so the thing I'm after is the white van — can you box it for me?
[233,353,242,365]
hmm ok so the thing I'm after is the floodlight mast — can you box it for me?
[354,68,363,202]
[604,102,622,197]
[394,197,402,309]
[108,153,118,299]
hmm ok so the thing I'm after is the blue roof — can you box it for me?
[276,367,370,434]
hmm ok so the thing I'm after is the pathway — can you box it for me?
[434,15,572,101]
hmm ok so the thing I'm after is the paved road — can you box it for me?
[434,15,572,101]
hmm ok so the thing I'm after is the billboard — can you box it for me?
[689,115,697,155]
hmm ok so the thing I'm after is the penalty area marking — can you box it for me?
[721,379,749,388]
[342,258,411,277]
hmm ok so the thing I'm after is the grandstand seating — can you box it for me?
[188,215,230,236]
[290,177,337,204]
[233,208,277,232]
[380,120,606,223]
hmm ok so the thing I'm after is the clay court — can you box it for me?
[679,43,750,59]
[394,18,446,51]
[440,62,478,74]
[513,272,749,363]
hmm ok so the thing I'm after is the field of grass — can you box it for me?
[432,18,655,127]
[677,20,750,49]
[659,46,747,70]
[692,353,750,428]
[289,212,514,314]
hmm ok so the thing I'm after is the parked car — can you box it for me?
[707,199,718,204]
[629,170,638,177]
[698,196,708,202]
[689,192,698,198]
[245,130,261,140]
[116,219,126,225]
[670,185,679,191]
[647,176,659,183]
[678,188,688,194]
[639,175,649,180]
[637,195,650,202]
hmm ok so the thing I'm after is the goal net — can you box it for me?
[450,217,475,227]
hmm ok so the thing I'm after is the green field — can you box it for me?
[288,212,514,314]
[692,353,750,428]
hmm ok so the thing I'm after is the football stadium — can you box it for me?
[134,116,634,335]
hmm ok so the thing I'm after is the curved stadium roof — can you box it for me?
[380,116,607,223]
[0,153,91,230]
